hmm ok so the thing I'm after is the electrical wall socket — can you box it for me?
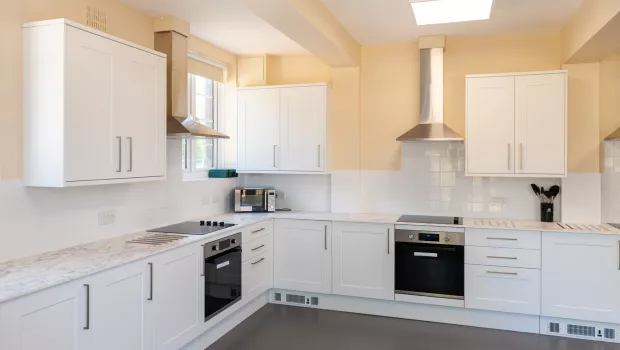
[98,209,116,226]
[276,191,286,199]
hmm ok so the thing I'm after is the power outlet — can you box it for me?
[98,209,116,226]
[276,191,286,199]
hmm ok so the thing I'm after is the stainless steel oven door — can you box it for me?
[204,233,242,321]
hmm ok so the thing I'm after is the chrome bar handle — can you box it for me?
[324,225,327,250]
[116,137,122,172]
[487,256,518,260]
[318,145,321,168]
[487,270,518,276]
[127,137,133,172]
[147,263,153,301]
[273,145,277,168]
[507,143,511,170]
[83,284,90,330]
[201,244,206,277]
[252,228,265,234]
[184,140,189,170]
[387,228,390,255]
[519,143,523,170]
[486,237,518,241]
[251,244,266,251]
[251,258,266,265]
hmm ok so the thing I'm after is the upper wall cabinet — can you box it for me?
[237,84,331,174]
[23,19,166,187]
[466,71,567,178]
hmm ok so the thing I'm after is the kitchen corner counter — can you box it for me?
[1,211,619,304]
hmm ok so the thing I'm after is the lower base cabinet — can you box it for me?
[243,251,273,300]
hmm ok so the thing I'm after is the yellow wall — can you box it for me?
[267,55,332,85]
[331,67,361,170]
[359,32,563,170]
[599,53,620,165]
[1,0,154,180]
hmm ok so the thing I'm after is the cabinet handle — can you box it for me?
[387,228,390,255]
[273,145,277,168]
[201,244,206,277]
[116,136,122,172]
[251,244,266,251]
[127,137,133,172]
[507,143,511,170]
[83,284,90,330]
[486,270,518,276]
[147,262,153,301]
[324,225,327,250]
[618,241,620,270]
[486,237,518,241]
[251,257,266,265]
[318,145,321,168]
[184,139,189,170]
[487,256,518,260]
[519,143,523,170]
[251,228,265,234]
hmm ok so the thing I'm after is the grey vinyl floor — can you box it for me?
[206,304,620,350]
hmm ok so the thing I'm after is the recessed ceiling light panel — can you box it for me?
[410,0,494,26]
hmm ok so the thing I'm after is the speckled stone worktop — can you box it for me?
[1,211,619,304]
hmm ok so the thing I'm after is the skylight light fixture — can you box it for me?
[410,0,494,26]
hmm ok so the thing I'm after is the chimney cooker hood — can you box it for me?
[397,47,463,142]
[154,30,229,139]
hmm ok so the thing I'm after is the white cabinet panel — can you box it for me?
[237,88,280,171]
[465,228,541,250]
[465,246,541,269]
[515,73,566,176]
[542,232,620,324]
[152,243,204,350]
[465,265,541,315]
[0,281,87,350]
[332,222,394,300]
[89,261,153,350]
[243,233,272,262]
[466,76,515,175]
[274,219,332,294]
[279,86,326,172]
[242,220,272,243]
[242,251,273,301]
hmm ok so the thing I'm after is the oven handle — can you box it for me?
[414,252,438,258]
[216,261,230,269]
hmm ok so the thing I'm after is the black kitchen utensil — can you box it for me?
[531,184,540,197]
[549,185,560,201]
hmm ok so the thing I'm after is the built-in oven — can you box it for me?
[234,188,276,213]
[395,228,465,300]
[204,233,242,322]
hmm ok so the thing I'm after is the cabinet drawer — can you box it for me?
[465,265,540,315]
[242,220,273,243]
[466,228,541,249]
[242,251,273,300]
[465,246,541,269]
[242,234,272,262]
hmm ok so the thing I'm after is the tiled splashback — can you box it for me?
[602,141,620,223]
[240,142,561,221]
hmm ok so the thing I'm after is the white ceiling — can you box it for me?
[119,0,308,55]
[321,0,584,45]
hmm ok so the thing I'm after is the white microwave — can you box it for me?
[234,188,276,213]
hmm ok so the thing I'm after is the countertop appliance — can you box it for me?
[234,187,276,213]
[203,233,242,321]
[148,221,236,235]
[395,228,465,300]
[397,215,463,225]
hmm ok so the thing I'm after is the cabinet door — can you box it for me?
[242,251,273,301]
[279,86,326,172]
[152,243,205,350]
[113,44,166,179]
[237,88,280,171]
[542,232,620,323]
[64,26,120,182]
[332,222,394,300]
[466,76,515,175]
[0,281,88,350]
[274,219,332,294]
[89,261,153,350]
[515,73,566,176]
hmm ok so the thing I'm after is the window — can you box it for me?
[183,74,223,173]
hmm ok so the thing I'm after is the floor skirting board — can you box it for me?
[269,289,540,334]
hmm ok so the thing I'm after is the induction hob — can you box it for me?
[397,215,463,225]
[148,221,236,235]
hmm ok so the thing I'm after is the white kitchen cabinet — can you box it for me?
[542,232,620,324]
[152,243,205,350]
[237,88,280,171]
[237,84,331,174]
[0,280,88,350]
[332,222,394,300]
[466,71,566,178]
[274,219,332,293]
[243,251,274,301]
[23,19,166,187]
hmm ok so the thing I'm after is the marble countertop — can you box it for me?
[1,211,619,304]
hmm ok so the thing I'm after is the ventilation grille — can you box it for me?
[567,324,596,337]
[606,329,616,340]
[126,234,186,246]
[310,297,319,306]
[86,6,107,32]
[273,293,281,302]
[286,294,306,304]
[549,323,560,333]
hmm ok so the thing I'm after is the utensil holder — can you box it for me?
[541,203,554,222]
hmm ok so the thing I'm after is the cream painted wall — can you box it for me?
[599,53,620,158]
[331,67,361,170]
[1,0,155,180]
[267,55,332,85]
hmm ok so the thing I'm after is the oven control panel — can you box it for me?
[397,229,464,246]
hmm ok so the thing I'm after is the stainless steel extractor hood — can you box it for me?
[397,47,463,142]
[154,30,229,139]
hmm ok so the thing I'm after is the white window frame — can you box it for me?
[183,74,224,175]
